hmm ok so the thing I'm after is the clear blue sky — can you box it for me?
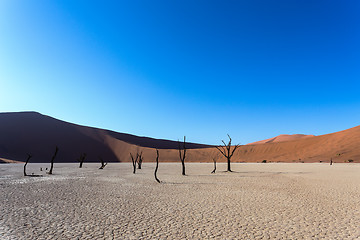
[1,0,360,145]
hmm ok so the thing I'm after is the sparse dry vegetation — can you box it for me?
[178,136,187,175]
[77,153,86,168]
[48,146,58,175]
[137,151,143,169]
[130,152,138,174]
[23,154,32,176]
[99,156,107,169]
[154,149,160,183]
[215,134,240,172]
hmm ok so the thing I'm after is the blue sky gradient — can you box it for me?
[1,0,360,144]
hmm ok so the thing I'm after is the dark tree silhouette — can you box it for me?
[48,146,58,175]
[130,152,138,174]
[178,136,186,176]
[210,149,220,174]
[77,153,87,168]
[331,153,341,165]
[215,134,240,172]
[211,158,216,174]
[23,154,32,176]
[154,149,161,183]
[99,156,107,169]
[137,151,143,169]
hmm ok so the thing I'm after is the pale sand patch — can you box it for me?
[1,163,360,239]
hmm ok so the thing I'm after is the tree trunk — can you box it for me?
[227,157,232,172]
[99,157,107,169]
[48,146,58,175]
[78,153,86,168]
[154,149,160,183]
[130,153,137,174]
[137,153,143,169]
[178,136,186,176]
[211,158,216,174]
[24,154,32,176]
[181,160,185,176]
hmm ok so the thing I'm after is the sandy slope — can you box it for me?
[1,111,360,163]
[108,123,360,163]
[0,112,210,163]
[246,134,315,145]
[236,125,360,163]
[1,163,360,239]
[0,158,23,164]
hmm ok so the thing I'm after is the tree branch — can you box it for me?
[215,146,227,157]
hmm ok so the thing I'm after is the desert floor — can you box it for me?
[1,162,360,239]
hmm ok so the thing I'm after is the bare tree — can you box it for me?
[178,136,186,176]
[48,146,58,175]
[137,151,143,169]
[99,156,107,169]
[215,134,240,172]
[23,154,32,176]
[210,149,220,174]
[154,149,161,183]
[211,158,217,174]
[130,152,138,174]
[77,153,86,168]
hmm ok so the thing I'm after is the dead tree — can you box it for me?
[178,136,186,176]
[130,152,138,174]
[77,153,87,168]
[215,134,240,172]
[137,151,143,169]
[48,146,58,175]
[211,158,216,174]
[154,149,161,183]
[23,154,32,176]
[99,156,107,169]
[210,149,220,174]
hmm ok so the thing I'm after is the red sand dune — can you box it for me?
[1,111,360,163]
[246,134,315,145]
[0,112,211,163]
[236,126,360,163]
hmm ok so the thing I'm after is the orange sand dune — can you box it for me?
[247,134,315,145]
[0,112,210,163]
[1,112,360,163]
[0,158,23,164]
[235,126,360,163]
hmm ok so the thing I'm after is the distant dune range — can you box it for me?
[0,112,359,163]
